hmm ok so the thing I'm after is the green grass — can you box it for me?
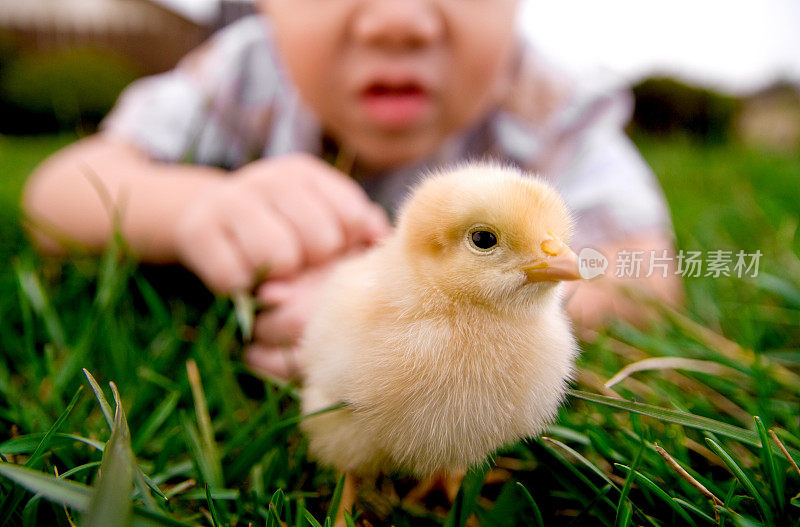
[0,132,798,526]
[0,134,76,212]
[0,134,76,257]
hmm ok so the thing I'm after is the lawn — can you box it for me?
[0,132,798,526]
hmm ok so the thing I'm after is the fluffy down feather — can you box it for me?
[300,163,580,478]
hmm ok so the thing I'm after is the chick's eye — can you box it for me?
[470,230,497,250]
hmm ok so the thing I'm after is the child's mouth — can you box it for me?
[359,83,433,129]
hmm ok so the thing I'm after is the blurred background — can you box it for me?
[521,0,800,152]
[521,0,800,93]
[0,0,798,142]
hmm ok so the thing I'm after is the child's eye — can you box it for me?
[470,230,497,250]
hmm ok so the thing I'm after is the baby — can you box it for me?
[22,0,680,378]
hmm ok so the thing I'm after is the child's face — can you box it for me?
[264,0,520,171]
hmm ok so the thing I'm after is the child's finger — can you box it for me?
[225,195,302,278]
[182,224,254,293]
[254,308,304,347]
[244,343,300,380]
[270,187,345,265]
[253,286,314,345]
[307,177,392,246]
[256,260,334,307]
[363,203,393,241]
[298,159,391,242]
[256,279,295,307]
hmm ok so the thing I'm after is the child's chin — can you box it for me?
[348,136,440,171]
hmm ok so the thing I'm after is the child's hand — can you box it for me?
[174,154,390,293]
[243,263,334,379]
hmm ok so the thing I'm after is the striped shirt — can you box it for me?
[101,15,671,248]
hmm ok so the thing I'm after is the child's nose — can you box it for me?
[352,0,443,50]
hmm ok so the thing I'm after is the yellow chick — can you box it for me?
[299,163,581,510]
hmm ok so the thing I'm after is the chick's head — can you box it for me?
[396,164,580,309]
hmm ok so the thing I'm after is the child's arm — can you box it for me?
[23,136,222,261]
[23,135,390,293]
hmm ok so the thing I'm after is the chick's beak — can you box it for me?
[521,233,581,283]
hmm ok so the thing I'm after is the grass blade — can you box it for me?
[83,369,114,428]
[605,357,739,388]
[569,390,761,446]
[204,484,221,527]
[444,464,489,527]
[705,437,773,524]
[128,507,197,527]
[565,484,613,527]
[186,360,222,488]
[326,473,346,525]
[83,372,166,504]
[515,481,545,527]
[84,382,134,527]
[0,462,91,510]
[615,501,632,527]
[133,466,161,510]
[59,461,102,479]
[182,415,214,487]
[180,488,239,501]
[538,440,617,521]
[226,402,346,481]
[94,233,131,311]
[133,274,170,326]
[672,498,717,525]
[132,391,181,453]
[294,498,306,527]
[614,442,644,527]
[653,443,723,506]
[266,489,285,527]
[0,463,192,527]
[14,259,66,348]
[304,509,323,527]
[540,436,619,490]
[26,386,83,468]
[0,433,105,455]
[267,502,283,527]
[754,417,784,514]
[231,292,255,341]
[615,465,697,526]
[770,429,800,478]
